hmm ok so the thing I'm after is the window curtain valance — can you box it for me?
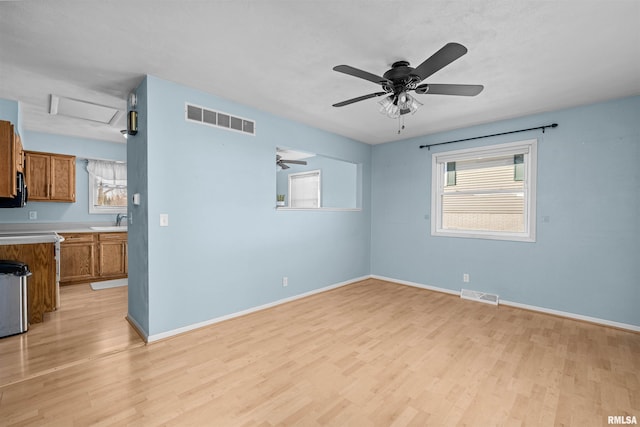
[86,160,127,181]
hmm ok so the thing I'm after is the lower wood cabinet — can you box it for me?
[60,232,127,284]
[97,233,127,278]
[0,242,56,324]
[59,233,96,283]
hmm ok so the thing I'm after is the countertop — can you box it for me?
[0,223,127,245]
[0,231,63,245]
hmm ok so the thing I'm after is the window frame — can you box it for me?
[431,139,537,242]
[88,167,127,215]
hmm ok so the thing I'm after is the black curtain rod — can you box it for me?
[419,123,558,150]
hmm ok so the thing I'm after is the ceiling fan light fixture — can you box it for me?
[378,92,422,119]
[378,94,393,109]
[400,92,423,115]
[379,94,400,118]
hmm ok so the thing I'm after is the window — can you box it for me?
[431,139,537,242]
[288,170,321,208]
[87,160,127,214]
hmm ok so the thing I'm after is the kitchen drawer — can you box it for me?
[98,232,127,241]
[59,233,96,244]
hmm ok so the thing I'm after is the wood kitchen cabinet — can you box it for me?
[0,242,57,324]
[15,134,24,174]
[59,232,127,284]
[98,232,127,278]
[59,233,96,283]
[25,150,76,202]
[0,120,24,198]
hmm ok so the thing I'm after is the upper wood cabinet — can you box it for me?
[15,134,24,174]
[25,150,76,202]
[0,120,24,198]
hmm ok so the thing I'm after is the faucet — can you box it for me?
[116,213,128,226]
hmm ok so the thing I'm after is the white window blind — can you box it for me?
[289,170,321,208]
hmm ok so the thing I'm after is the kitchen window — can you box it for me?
[431,139,537,242]
[288,170,321,208]
[87,160,127,214]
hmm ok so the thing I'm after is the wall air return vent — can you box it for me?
[460,288,499,306]
[185,103,255,136]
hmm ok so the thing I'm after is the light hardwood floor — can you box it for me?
[0,279,638,426]
[0,283,142,388]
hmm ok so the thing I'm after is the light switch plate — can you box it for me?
[160,213,169,227]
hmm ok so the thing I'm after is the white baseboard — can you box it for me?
[125,314,149,342]
[499,299,640,332]
[371,274,640,333]
[145,275,370,343]
[369,274,460,296]
[130,274,639,342]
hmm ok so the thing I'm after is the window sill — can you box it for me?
[276,207,361,212]
[431,229,535,243]
[89,208,127,215]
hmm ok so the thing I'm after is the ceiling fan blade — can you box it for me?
[415,84,484,96]
[333,65,390,85]
[412,43,468,81]
[278,162,290,170]
[333,92,387,107]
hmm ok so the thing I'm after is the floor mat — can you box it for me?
[90,278,128,290]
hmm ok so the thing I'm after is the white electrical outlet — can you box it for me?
[28,211,37,220]
[463,273,470,283]
[282,276,288,287]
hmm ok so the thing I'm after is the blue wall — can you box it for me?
[4,93,638,334]
[0,131,126,223]
[127,78,150,334]
[370,96,640,327]
[129,76,372,337]
[0,98,20,129]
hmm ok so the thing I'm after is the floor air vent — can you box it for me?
[185,103,255,135]
[460,289,499,306]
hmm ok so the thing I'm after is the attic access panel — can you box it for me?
[50,95,121,124]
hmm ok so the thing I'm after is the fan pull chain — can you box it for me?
[397,115,406,134]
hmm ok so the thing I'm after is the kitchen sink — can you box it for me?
[89,226,128,232]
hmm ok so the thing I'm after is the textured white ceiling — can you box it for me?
[1,1,639,145]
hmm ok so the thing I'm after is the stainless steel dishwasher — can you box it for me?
[0,260,31,338]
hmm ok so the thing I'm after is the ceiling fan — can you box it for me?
[332,42,483,119]
[277,154,307,170]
